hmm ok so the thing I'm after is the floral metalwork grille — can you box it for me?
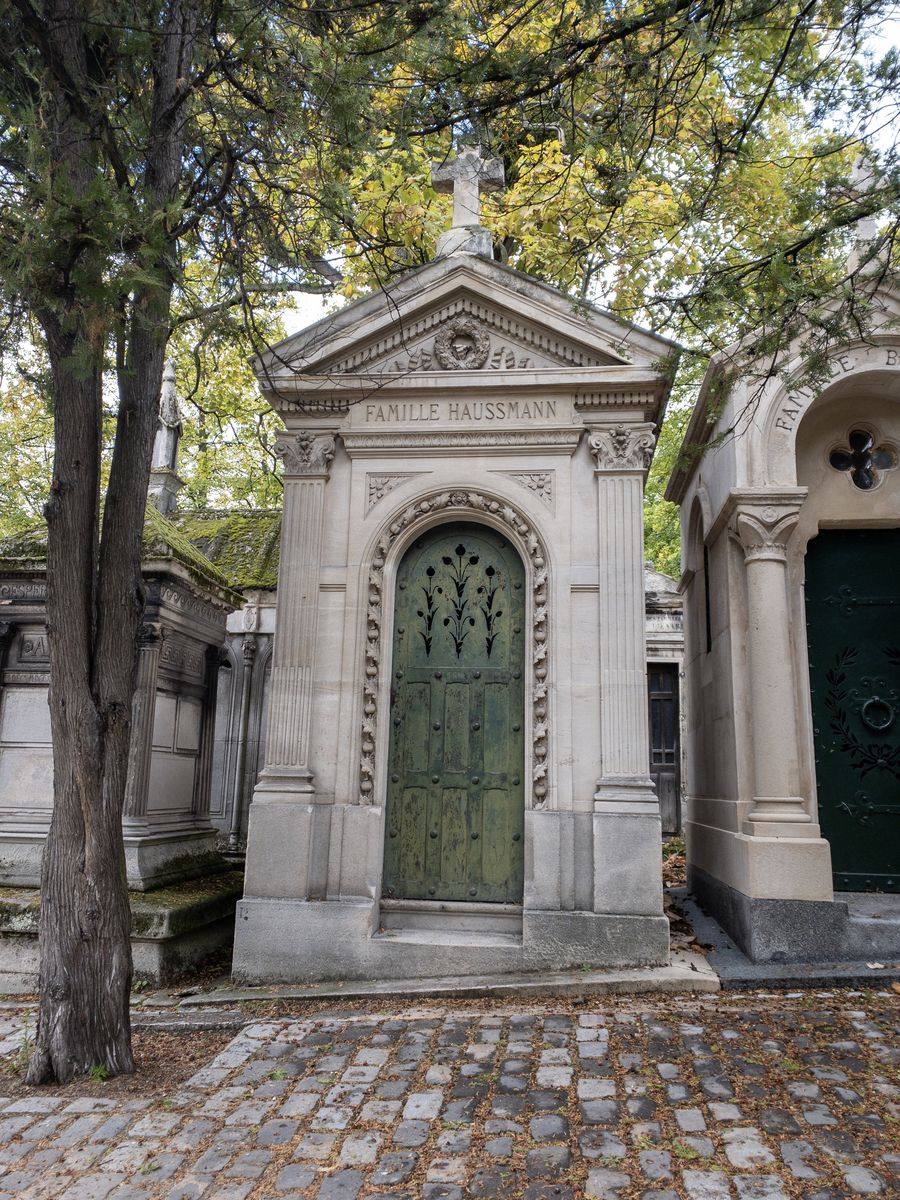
[829,429,897,490]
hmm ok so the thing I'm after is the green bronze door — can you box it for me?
[383,522,526,903]
[805,528,900,892]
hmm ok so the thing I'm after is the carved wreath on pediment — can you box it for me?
[359,490,550,809]
[433,317,491,370]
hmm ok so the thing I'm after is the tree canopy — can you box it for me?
[2,1,897,568]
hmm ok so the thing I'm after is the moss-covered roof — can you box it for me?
[0,505,240,603]
[170,509,281,591]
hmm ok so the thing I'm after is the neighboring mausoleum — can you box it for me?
[232,148,680,983]
[667,274,900,963]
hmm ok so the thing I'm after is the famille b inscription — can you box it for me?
[775,346,898,432]
[363,398,559,424]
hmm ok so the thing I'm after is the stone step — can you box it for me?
[379,899,522,934]
[372,926,522,949]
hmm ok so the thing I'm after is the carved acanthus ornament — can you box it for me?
[365,473,427,514]
[589,424,656,471]
[276,432,336,476]
[360,490,550,809]
[730,502,803,564]
[501,471,554,509]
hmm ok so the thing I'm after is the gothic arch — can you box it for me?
[358,488,551,810]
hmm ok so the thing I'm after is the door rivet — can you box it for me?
[391,774,399,782]
[472,722,481,731]
[429,887,436,895]
[434,671,442,679]
[512,833,521,841]
[471,831,479,840]
[513,671,521,679]
[473,670,481,678]
[512,777,520,785]
[472,776,480,784]
[430,830,438,838]
[433,722,441,730]
[398,626,405,634]
[431,775,439,783]
[512,724,521,731]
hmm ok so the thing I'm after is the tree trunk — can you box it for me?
[26,324,136,1084]
[22,0,196,1084]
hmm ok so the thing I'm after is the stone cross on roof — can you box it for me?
[432,145,504,258]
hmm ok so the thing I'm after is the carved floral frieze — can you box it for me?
[360,490,550,809]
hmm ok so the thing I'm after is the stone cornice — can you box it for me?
[262,366,668,414]
[341,428,583,458]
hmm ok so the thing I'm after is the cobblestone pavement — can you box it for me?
[0,991,898,1199]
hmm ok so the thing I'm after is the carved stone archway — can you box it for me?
[359,490,550,809]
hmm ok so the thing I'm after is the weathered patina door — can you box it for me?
[805,528,900,892]
[383,522,526,903]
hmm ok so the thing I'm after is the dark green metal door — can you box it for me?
[805,528,900,892]
[383,522,526,903]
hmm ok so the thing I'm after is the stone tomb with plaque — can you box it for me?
[234,150,679,983]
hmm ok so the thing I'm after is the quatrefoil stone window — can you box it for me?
[829,428,898,490]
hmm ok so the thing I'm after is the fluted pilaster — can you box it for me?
[590,424,657,804]
[255,432,336,795]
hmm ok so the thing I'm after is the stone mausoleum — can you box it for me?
[668,274,900,964]
[232,149,680,983]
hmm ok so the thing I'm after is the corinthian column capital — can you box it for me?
[588,423,656,471]
[276,432,336,477]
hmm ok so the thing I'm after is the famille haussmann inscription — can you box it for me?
[364,399,559,423]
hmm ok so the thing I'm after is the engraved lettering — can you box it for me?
[887,348,898,366]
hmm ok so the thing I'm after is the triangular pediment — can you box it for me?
[255,254,678,388]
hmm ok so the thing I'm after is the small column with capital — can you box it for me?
[254,432,336,796]
[589,423,666,923]
[730,490,820,837]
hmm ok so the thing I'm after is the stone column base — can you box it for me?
[593,799,664,918]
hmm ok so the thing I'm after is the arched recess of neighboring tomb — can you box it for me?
[793,385,900,894]
[685,495,712,660]
[356,488,551,817]
[381,521,527,904]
